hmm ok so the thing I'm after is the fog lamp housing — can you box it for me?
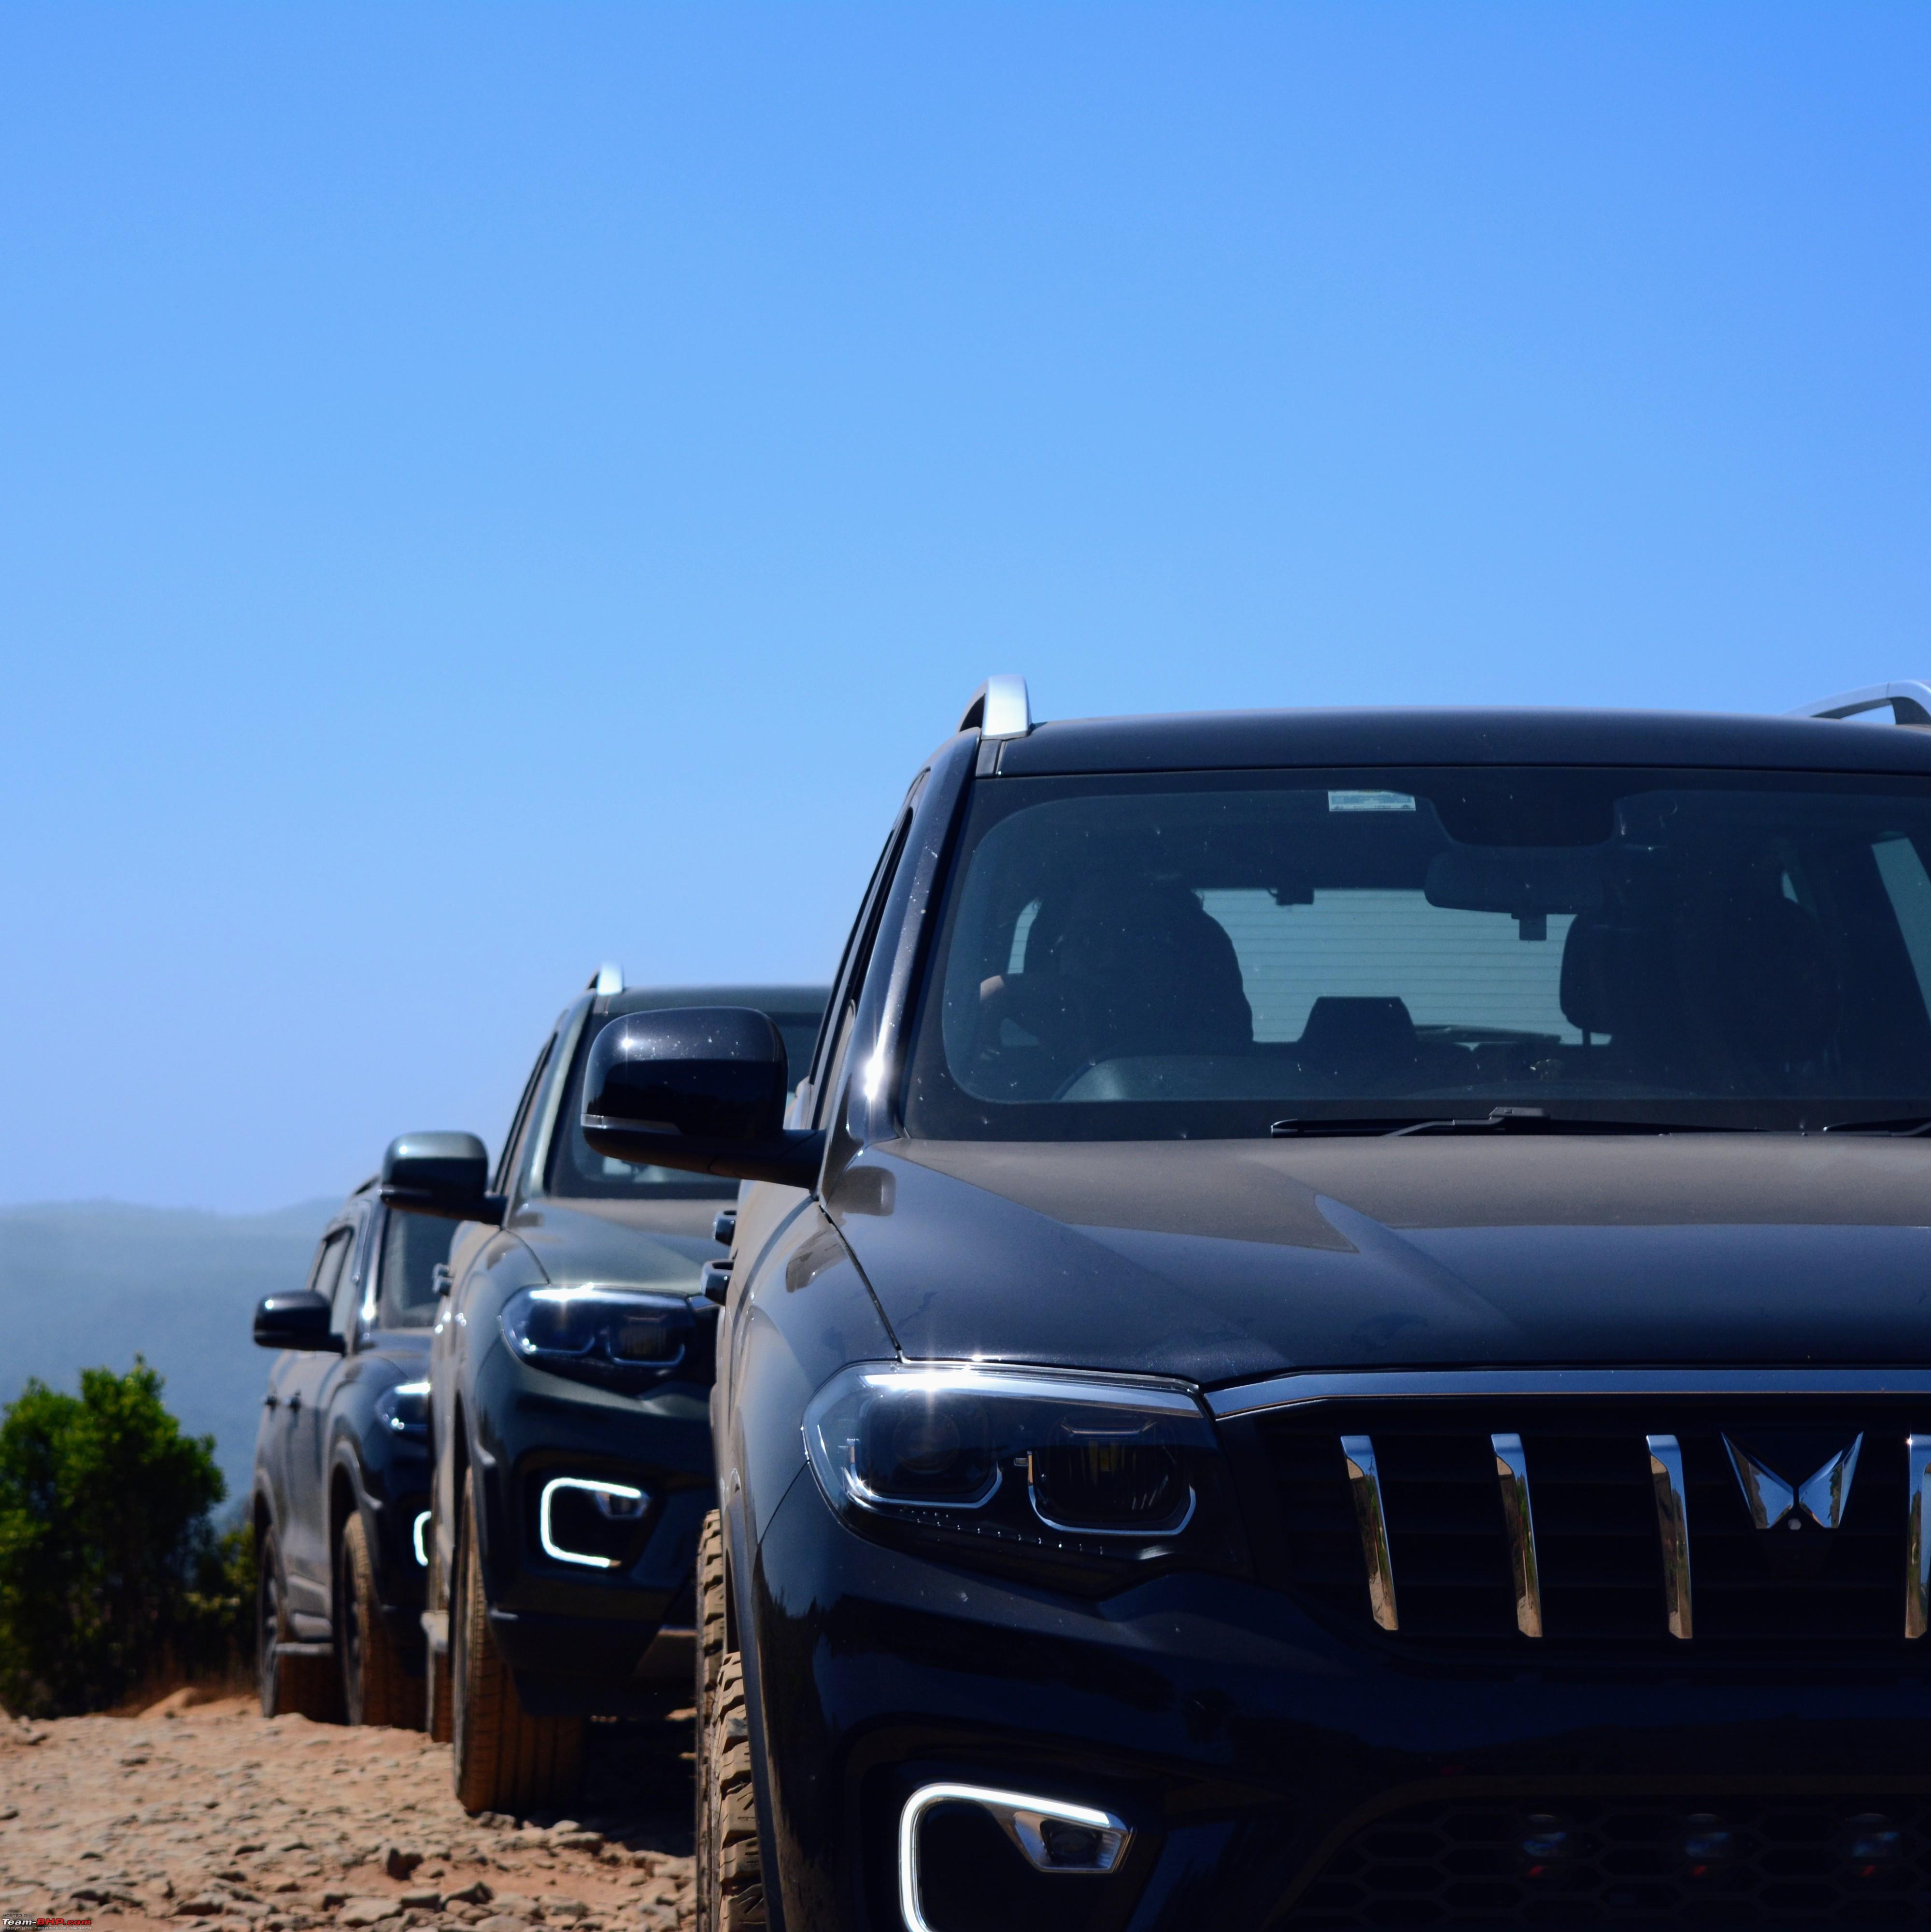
[537,1476,652,1569]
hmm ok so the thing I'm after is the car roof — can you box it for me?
[601,983,831,1017]
[992,707,1931,779]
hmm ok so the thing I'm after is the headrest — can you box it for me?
[1299,996,1416,1062]
[1560,916,1634,1036]
[1051,881,1253,1055]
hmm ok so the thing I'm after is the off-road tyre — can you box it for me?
[257,1525,341,1722]
[337,1511,424,1730]
[449,1470,583,1814]
[696,1510,767,1932]
[424,1505,454,1745]
[697,1508,727,1732]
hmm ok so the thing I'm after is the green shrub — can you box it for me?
[0,1358,245,1716]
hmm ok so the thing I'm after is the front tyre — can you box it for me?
[449,1468,583,1814]
[424,1498,454,1745]
[695,1510,767,1932]
[256,1525,341,1722]
[337,1511,424,1730]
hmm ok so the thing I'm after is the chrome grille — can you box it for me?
[1257,1400,1925,1648]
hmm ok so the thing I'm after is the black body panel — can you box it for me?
[704,703,1931,1931]
[994,706,1931,778]
[835,1135,1931,1381]
[252,1193,434,1659]
[427,981,828,1719]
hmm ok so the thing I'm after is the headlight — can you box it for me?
[499,1286,696,1391]
[803,1363,1248,1593]
[374,1381,430,1437]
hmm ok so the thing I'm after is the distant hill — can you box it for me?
[0,1198,340,1501]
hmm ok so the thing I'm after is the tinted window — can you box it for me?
[548,1011,826,1199]
[812,809,913,1128]
[492,1036,554,1195]
[377,1208,450,1330]
[310,1231,353,1338]
[904,767,1931,1138]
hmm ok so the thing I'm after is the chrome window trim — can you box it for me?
[1208,1366,1931,1420]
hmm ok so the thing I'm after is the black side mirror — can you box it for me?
[580,1008,824,1189]
[379,1132,507,1226]
[253,1291,344,1353]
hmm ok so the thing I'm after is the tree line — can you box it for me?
[0,1359,253,1717]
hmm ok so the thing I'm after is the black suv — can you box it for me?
[579,677,1931,1931]
[392,973,827,1815]
[251,1173,449,1728]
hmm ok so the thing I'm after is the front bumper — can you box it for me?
[753,1470,1931,1931]
[471,1339,715,1716]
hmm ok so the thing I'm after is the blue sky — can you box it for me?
[2,4,1926,1212]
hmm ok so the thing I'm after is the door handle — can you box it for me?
[286,1392,302,1413]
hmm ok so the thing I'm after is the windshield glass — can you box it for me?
[377,1207,450,1329]
[549,1008,827,1198]
[902,767,1931,1138]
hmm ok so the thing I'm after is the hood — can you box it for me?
[826,1136,1931,1387]
[508,1194,721,1293]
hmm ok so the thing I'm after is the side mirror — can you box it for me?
[253,1291,343,1353]
[379,1132,507,1226]
[580,1008,825,1189]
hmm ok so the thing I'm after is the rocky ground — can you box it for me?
[0,1693,693,1932]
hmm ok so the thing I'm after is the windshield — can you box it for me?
[549,1008,827,1198]
[902,767,1931,1139]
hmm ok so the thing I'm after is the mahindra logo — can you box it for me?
[1724,1432,1864,1532]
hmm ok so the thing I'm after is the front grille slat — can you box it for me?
[1259,1401,1931,1652]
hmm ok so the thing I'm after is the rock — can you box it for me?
[398,1893,442,1912]
[175,1898,224,1917]
[384,1847,425,1880]
[145,1686,213,1717]
[338,1901,403,1927]
[442,1883,492,1907]
[472,1918,529,1932]
[550,1833,602,1854]
[320,1892,349,1909]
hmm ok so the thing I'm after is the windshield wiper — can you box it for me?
[1817,1116,1931,1137]
[1270,1108,1729,1139]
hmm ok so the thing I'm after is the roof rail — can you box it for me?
[959,675,1033,740]
[1790,682,1931,727]
[590,962,624,995]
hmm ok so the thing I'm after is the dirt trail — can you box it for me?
[0,1696,692,1932]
